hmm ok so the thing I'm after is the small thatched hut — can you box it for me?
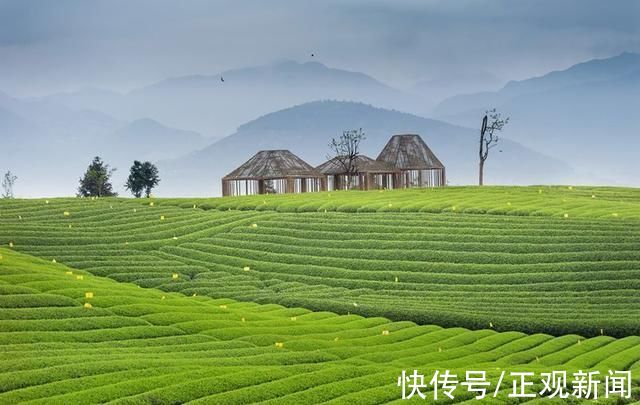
[315,155,399,191]
[376,134,446,187]
[222,150,324,196]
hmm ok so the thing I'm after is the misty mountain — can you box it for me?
[432,52,640,186]
[159,100,570,196]
[42,60,415,137]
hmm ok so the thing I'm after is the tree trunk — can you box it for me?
[479,160,484,186]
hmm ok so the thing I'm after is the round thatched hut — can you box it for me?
[315,155,399,191]
[376,134,446,187]
[222,150,324,196]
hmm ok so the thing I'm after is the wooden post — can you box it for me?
[286,177,295,193]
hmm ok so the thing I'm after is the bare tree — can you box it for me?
[327,128,366,190]
[2,171,17,198]
[479,108,509,186]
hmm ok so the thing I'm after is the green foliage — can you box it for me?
[77,156,117,197]
[125,160,160,198]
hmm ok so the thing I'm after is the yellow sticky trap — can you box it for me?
[592,195,596,198]
[160,215,165,220]
[85,292,94,299]
[172,236,178,240]
[51,259,56,263]
[394,276,398,283]
[65,271,73,275]
[274,342,284,348]
[192,293,197,297]
[219,304,228,309]
[353,302,358,307]
[68,224,72,229]
[193,204,197,209]
[63,211,70,216]
[125,241,129,245]
[133,208,137,213]
[577,339,581,345]
[334,337,339,342]
[83,302,92,309]
[243,266,250,271]
[324,209,327,213]
[9,242,14,248]
[612,213,619,217]
[110,205,113,209]
[438,347,442,352]
[388,203,393,207]
[507,202,511,206]
[489,322,494,328]
[161,295,166,300]
[76,275,84,280]
[149,202,154,206]
[290,316,297,321]
[45,200,49,204]
[251,223,258,228]
[18,215,22,220]
[538,189,543,194]
[91,196,95,201]
[241,317,245,322]
[381,330,390,336]
[568,186,573,190]
[0,254,3,260]
[452,206,457,211]
[564,213,569,218]
[600,328,604,336]
[172,273,179,279]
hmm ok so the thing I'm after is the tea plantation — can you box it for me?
[1,186,640,402]
[1,249,639,403]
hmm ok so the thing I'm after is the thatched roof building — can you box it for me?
[315,155,399,190]
[222,150,324,196]
[376,134,446,187]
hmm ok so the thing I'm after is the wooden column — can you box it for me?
[286,177,295,193]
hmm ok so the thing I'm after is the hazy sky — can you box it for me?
[1,0,638,96]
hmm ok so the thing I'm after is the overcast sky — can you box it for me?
[0,0,638,96]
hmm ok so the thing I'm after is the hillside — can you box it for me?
[2,248,639,402]
[433,52,640,186]
[2,186,640,337]
[159,101,569,196]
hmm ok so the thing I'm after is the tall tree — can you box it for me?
[78,157,117,197]
[1,171,17,198]
[126,161,160,198]
[478,108,509,186]
[328,128,366,190]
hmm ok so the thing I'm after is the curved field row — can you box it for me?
[1,193,640,336]
[1,249,639,403]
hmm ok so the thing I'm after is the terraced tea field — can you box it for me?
[2,249,640,403]
[1,186,640,402]
[1,186,640,337]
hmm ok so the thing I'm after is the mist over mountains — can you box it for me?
[1,53,637,197]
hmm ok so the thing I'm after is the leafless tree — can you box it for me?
[328,128,366,190]
[479,108,509,186]
[2,171,17,198]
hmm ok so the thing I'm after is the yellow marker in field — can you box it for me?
[243,266,250,271]
[274,342,284,348]
[612,213,619,217]
[172,273,179,279]
[600,328,604,336]
[592,195,596,198]
[76,275,84,280]
[334,337,339,342]
[84,302,92,309]
[388,203,393,207]
[18,215,22,220]
[63,211,70,216]
[172,236,178,240]
[160,215,165,220]
[438,347,442,353]
[241,317,245,323]
[149,202,154,206]
[353,302,358,307]
[568,186,573,190]
[68,224,72,229]
[52,259,56,263]
[85,292,93,298]
[291,316,297,321]
[564,213,569,218]
[133,208,137,213]
[507,202,511,206]
[394,276,398,283]
[161,295,166,300]
[251,223,258,228]
[0,254,3,260]
[65,271,73,275]
[192,293,197,297]
[538,189,543,194]
[489,322,493,328]
[381,330,389,336]
[9,242,13,248]
[193,204,197,208]
[45,200,49,204]
[219,304,227,309]
[452,206,456,211]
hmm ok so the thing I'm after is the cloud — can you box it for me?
[0,0,638,96]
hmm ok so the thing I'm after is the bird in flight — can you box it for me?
[220,76,225,82]
[310,53,315,57]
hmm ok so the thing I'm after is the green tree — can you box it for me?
[126,161,160,198]
[78,157,117,197]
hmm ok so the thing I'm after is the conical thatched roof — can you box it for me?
[223,150,321,180]
[376,134,444,170]
[316,155,399,175]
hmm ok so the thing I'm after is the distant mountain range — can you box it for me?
[433,52,640,186]
[158,100,570,196]
[1,53,637,196]
[43,60,414,137]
